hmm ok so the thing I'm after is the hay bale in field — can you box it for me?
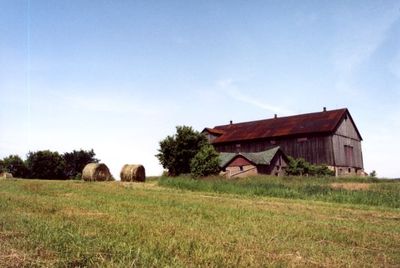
[120,164,146,182]
[0,172,13,179]
[82,163,113,181]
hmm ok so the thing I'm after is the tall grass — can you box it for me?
[158,176,400,208]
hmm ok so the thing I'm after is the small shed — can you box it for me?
[219,147,288,178]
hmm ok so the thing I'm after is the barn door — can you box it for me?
[344,145,354,167]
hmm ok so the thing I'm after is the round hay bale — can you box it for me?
[82,163,113,182]
[120,164,146,182]
[0,172,13,179]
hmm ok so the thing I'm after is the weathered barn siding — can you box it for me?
[335,116,361,140]
[272,136,334,165]
[331,116,363,169]
[214,135,335,166]
[331,135,363,168]
[229,156,253,167]
[227,165,257,178]
[257,153,288,176]
[224,157,258,178]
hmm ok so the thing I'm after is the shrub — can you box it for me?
[286,157,334,176]
[286,157,309,176]
[26,150,67,180]
[190,144,220,178]
[2,155,29,178]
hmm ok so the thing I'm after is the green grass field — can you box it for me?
[1,177,399,267]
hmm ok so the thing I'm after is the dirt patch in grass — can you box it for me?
[0,248,29,268]
[330,183,371,191]
[0,231,29,268]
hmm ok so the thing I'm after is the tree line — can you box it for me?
[0,149,98,180]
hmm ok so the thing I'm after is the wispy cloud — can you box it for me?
[216,78,294,116]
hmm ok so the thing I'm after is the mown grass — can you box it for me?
[158,175,400,208]
[0,178,399,267]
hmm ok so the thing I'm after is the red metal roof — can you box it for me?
[208,108,361,144]
[204,127,225,136]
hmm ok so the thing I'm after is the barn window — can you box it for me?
[348,168,351,173]
[297,137,308,142]
[239,166,243,171]
[270,140,276,145]
[236,144,241,148]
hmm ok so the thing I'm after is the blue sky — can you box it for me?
[1,0,399,178]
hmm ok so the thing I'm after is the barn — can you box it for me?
[219,146,288,178]
[203,108,364,176]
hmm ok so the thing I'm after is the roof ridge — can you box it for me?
[214,108,347,129]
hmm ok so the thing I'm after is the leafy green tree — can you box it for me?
[26,150,67,180]
[63,149,99,179]
[0,159,4,172]
[156,126,207,176]
[190,144,220,178]
[2,155,29,177]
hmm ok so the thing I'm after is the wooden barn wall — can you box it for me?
[332,135,363,168]
[214,135,335,166]
[335,117,360,140]
[258,153,288,176]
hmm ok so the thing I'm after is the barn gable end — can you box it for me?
[333,112,362,141]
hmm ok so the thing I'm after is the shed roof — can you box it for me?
[206,108,362,143]
[219,146,281,168]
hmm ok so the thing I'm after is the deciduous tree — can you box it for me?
[156,126,207,176]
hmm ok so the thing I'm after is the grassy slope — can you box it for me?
[0,179,399,267]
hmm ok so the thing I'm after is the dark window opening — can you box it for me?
[239,166,243,171]
[348,168,351,173]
